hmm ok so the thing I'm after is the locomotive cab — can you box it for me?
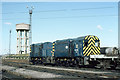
[82,35,100,57]
[73,35,100,66]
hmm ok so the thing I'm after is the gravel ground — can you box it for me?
[2,59,120,79]
[1,65,71,78]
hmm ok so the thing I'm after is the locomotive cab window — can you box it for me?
[84,40,88,46]
[95,41,98,47]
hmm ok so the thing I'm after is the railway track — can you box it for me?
[2,59,120,79]
[2,59,120,72]
[2,69,26,80]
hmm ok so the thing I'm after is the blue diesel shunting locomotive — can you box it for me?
[30,35,101,66]
[30,35,119,68]
[30,42,53,64]
[52,35,100,58]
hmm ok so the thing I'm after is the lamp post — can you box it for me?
[9,29,11,55]
[27,6,34,55]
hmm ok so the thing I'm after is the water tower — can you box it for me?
[16,23,30,54]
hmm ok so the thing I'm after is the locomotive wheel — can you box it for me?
[43,63,47,66]
[110,64,117,69]
[32,61,35,65]
[89,65,95,68]
[99,60,110,69]
[55,61,59,66]
[110,66,116,69]
[65,61,70,67]
[69,62,74,67]
[110,61,117,69]
[63,61,67,66]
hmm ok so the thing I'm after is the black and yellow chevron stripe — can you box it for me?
[52,42,55,56]
[83,35,100,56]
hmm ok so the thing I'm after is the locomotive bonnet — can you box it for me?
[53,35,100,58]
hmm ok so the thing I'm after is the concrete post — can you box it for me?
[24,30,26,54]
[20,31,22,54]
[27,31,29,54]
[16,30,18,54]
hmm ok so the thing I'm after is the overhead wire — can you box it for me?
[1,6,117,20]
[1,6,116,14]
[1,9,67,14]
[33,15,117,19]
[71,7,115,11]
[1,15,117,21]
[2,2,33,5]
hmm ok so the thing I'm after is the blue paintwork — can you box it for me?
[54,40,71,57]
[54,36,86,57]
[30,35,100,59]
[42,42,53,57]
[30,43,42,57]
[73,39,84,57]
[30,42,52,58]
